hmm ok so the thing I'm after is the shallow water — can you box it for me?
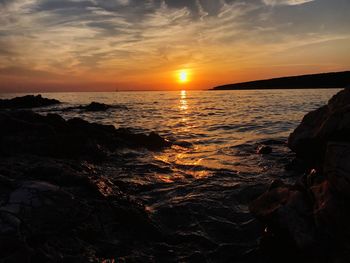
[0,89,340,261]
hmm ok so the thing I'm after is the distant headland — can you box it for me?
[212,71,350,90]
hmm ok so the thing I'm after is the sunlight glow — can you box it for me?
[178,70,189,83]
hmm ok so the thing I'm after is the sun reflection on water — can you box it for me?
[179,90,188,111]
[152,90,214,180]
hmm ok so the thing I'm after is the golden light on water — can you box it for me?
[181,90,187,99]
[179,90,188,111]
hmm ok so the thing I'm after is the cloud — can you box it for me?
[0,0,349,90]
[262,0,314,6]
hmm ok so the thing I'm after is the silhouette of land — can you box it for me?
[212,71,350,90]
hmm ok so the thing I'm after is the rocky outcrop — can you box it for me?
[0,95,60,109]
[288,88,350,168]
[251,88,350,263]
[0,110,172,160]
[58,102,128,112]
[250,180,315,250]
[83,101,111,111]
[0,98,173,262]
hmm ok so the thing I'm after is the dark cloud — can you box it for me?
[0,0,12,6]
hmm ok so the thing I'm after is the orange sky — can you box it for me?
[0,0,349,92]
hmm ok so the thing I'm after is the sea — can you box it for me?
[0,89,340,261]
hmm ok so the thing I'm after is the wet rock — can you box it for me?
[288,88,350,168]
[173,140,193,148]
[249,180,315,250]
[116,129,172,151]
[256,145,272,154]
[0,110,172,160]
[82,102,110,112]
[0,95,60,109]
[59,102,128,112]
[147,131,172,150]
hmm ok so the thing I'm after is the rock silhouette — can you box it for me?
[56,102,128,112]
[250,88,350,263]
[0,110,172,160]
[289,88,350,168]
[0,94,60,109]
[213,71,350,90]
[83,101,111,111]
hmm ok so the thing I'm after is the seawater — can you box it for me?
[0,89,340,261]
[21,89,338,172]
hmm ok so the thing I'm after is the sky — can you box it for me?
[0,0,349,92]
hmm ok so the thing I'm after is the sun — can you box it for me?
[178,70,189,83]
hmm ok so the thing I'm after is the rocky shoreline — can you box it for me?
[1,90,349,262]
[0,98,172,262]
[250,88,350,263]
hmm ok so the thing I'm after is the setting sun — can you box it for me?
[178,70,189,83]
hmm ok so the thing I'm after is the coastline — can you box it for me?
[0,90,349,262]
[212,71,350,91]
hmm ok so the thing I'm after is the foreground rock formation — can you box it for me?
[0,103,173,262]
[250,88,350,263]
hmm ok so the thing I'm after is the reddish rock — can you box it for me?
[288,88,350,168]
[249,180,314,250]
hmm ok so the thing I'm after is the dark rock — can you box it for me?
[259,139,286,145]
[285,157,308,173]
[58,102,128,112]
[213,71,350,90]
[0,110,172,160]
[324,142,350,197]
[288,88,350,168]
[249,180,315,250]
[252,88,350,263]
[0,98,174,261]
[116,129,172,151]
[306,169,325,188]
[0,155,162,262]
[0,95,60,109]
[310,180,350,259]
[173,140,193,148]
[83,102,110,112]
[256,145,272,154]
[147,131,172,150]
